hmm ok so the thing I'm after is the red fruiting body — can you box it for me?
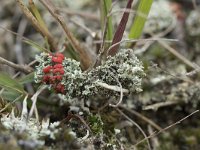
[53,68,64,74]
[43,66,52,73]
[52,57,63,63]
[55,75,63,80]
[55,83,65,94]
[43,75,50,83]
[40,52,66,94]
[53,64,63,69]
[55,53,65,59]
[52,75,63,81]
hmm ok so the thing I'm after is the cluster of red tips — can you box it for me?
[42,53,65,94]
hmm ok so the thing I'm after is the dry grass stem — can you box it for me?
[120,105,162,131]
[16,0,58,51]
[143,101,180,111]
[133,110,199,147]
[58,9,99,22]
[39,0,92,70]
[0,95,24,113]
[0,56,33,73]
[158,41,197,69]
[116,108,152,150]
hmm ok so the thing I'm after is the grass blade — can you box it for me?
[23,39,49,52]
[129,0,153,40]
[18,72,35,84]
[0,73,25,93]
[100,0,113,41]
[29,0,49,34]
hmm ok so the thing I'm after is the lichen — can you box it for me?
[82,49,145,101]
[61,58,85,100]
[1,100,61,146]
[35,49,145,104]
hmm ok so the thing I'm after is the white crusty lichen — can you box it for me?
[61,59,86,100]
[144,0,176,34]
[1,99,60,145]
[186,9,200,36]
[82,49,145,99]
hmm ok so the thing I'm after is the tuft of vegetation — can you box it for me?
[0,0,200,149]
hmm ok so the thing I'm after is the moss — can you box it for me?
[88,114,103,134]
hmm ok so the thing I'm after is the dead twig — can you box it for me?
[0,25,49,52]
[93,0,116,68]
[58,9,99,22]
[15,0,58,51]
[94,38,178,44]
[120,105,162,131]
[106,38,178,54]
[0,56,33,73]
[133,110,199,147]
[0,95,24,113]
[70,19,96,38]
[158,40,197,69]
[116,108,152,150]
[143,101,180,111]
[148,125,160,149]
[39,0,92,70]
[134,19,177,54]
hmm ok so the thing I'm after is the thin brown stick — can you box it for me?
[120,105,162,131]
[0,95,24,113]
[106,38,177,54]
[133,110,199,147]
[143,101,180,111]
[92,1,111,68]
[15,0,58,51]
[73,114,93,135]
[158,41,196,69]
[0,25,49,52]
[0,56,33,73]
[58,9,99,22]
[39,0,92,70]
[70,19,96,38]
[116,108,152,150]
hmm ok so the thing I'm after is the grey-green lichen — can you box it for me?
[144,0,176,34]
[35,49,145,104]
[61,59,85,100]
[82,49,145,100]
